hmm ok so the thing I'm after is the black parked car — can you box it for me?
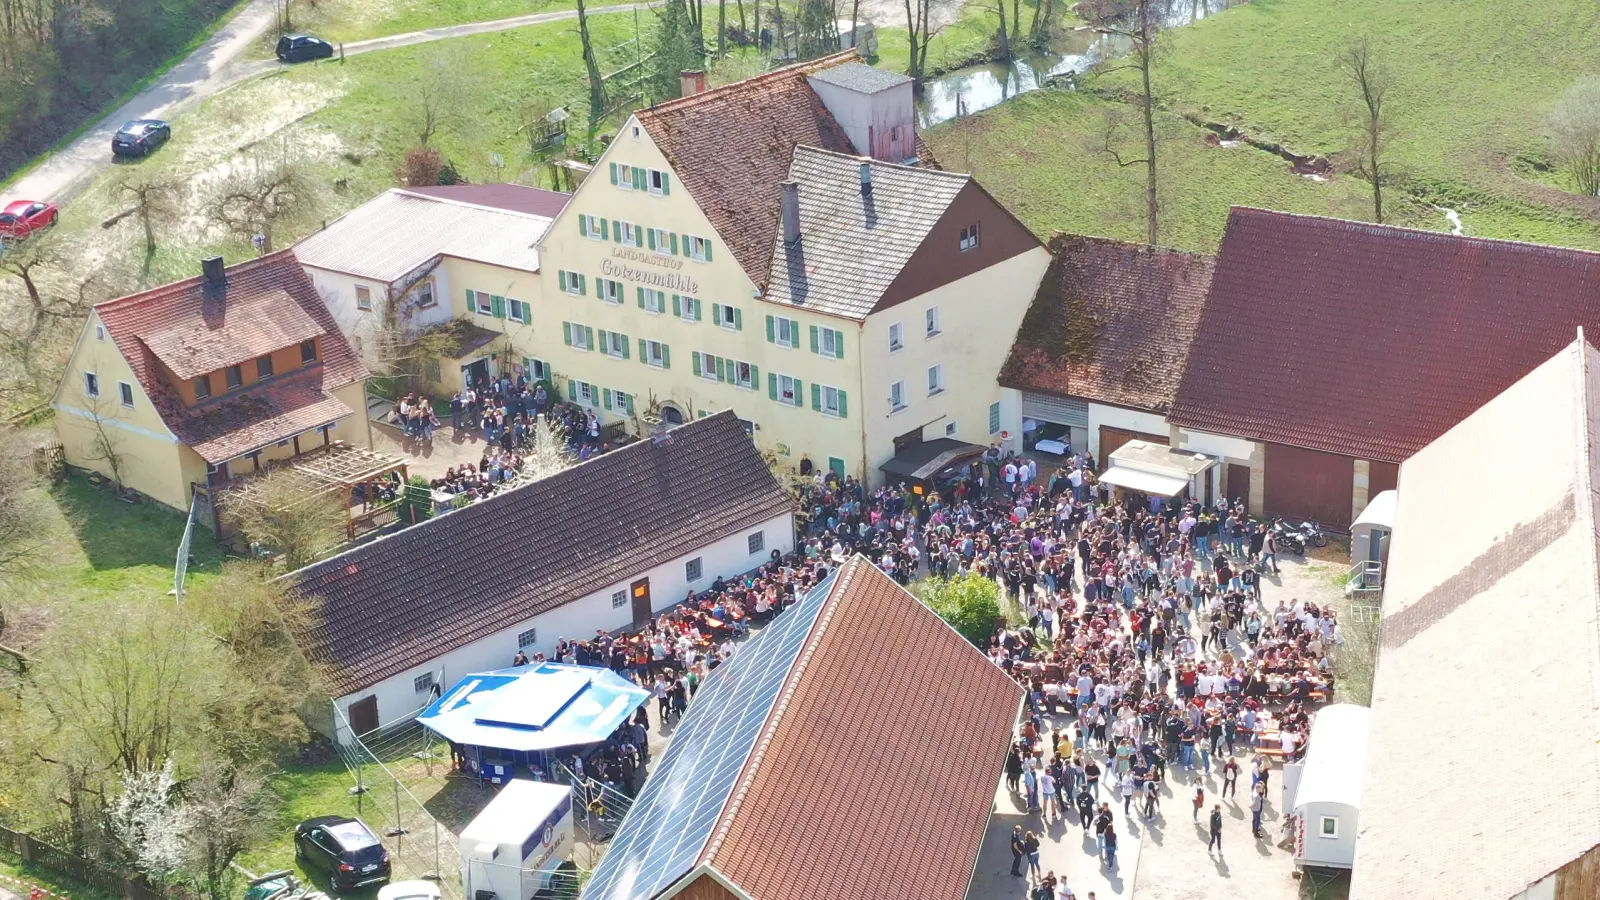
[277,34,335,62]
[294,817,390,891]
[111,119,171,158]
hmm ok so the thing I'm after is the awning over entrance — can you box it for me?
[1098,465,1191,497]
[879,438,986,483]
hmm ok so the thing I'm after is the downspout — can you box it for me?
[857,319,869,485]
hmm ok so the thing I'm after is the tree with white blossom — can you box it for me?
[107,760,192,882]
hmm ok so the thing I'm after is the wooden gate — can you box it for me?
[1264,442,1356,529]
[1368,460,1399,498]
[348,695,379,735]
[1098,426,1167,461]
[1226,463,1252,510]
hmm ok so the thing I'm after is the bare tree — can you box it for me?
[105,175,180,256]
[226,469,347,569]
[1339,38,1392,223]
[901,0,942,86]
[0,238,114,408]
[575,0,608,123]
[1335,607,1381,707]
[1547,75,1600,197]
[1029,0,1053,51]
[206,147,318,252]
[993,0,1011,63]
[408,47,476,148]
[0,426,52,589]
[181,759,273,900]
[81,397,133,493]
[1086,0,1162,245]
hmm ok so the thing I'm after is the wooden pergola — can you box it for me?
[225,442,409,538]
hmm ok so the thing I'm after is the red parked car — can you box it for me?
[0,200,58,240]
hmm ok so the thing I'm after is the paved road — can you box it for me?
[1,1,653,208]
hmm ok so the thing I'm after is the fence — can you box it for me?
[0,824,179,900]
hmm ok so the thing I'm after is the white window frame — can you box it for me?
[677,295,702,322]
[890,380,907,412]
[731,360,756,390]
[524,357,551,382]
[747,531,764,554]
[946,421,958,437]
[712,303,738,329]
[927,364,944,396]
[583,214,606,240]
[413,672,436,694]
[698,352,722,383]
[643,339,667,368]
[517,627,538,648]
[650,227,673,252]
[822,385,844,417]
[415,280,436,308]
[642,288,666,314]
[95,324,107,341]
[573,380,601,408]
[1319,816,1339,839]
[474,290,495,314]
[777,374,802,407]
[688,235,712,262]
[819,327,842,359]
[989,401,1002,434]
[571,326,593,352]
[685,557,703,582]
[925,305,940,337]
[119,382,134,408]
[774,316,799,348]
[618,166,636,190]
[959,223,981,251]
[84,372,99,398]
[611,589,628,609]
[601,330,627,358]
[621,222,641,248]
[598,278,622,304]
[508,298,529,324]
[355,284,372,311]
[888,321,905,352]
[648,169,667,195]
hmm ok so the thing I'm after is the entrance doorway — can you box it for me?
[348,695,379,735]
[1227,464,1252,509]
[660,404,685,425]
[629,577,653,627]
[461,357,493,391]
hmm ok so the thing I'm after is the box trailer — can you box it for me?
[460,780,574,900]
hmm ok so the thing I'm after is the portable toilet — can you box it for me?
[1290,704,1370,871]
[460,780,574,900]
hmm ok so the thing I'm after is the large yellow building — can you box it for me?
[51,252,373,510]
[528,53,1050,480]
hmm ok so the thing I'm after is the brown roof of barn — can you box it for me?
[1169,207,1600,463]
[291,411,793,696]
[701,557,1023,900]
[1000,234,1215,413]
[635,51,938,287]
[93,250,368,464]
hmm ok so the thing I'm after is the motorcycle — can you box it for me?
[1271,519,1306,556]
[1295,520,1328,548]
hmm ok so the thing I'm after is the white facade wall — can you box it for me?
[331,511,795,739]
[1087,403,1172,458]
[1177,427,1259,461]
[1299,802,1358,869]
[304,263,461,359]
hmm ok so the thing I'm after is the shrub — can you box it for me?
[911,573,1002,647]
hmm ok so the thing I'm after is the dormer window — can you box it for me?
[226,365,243,389]
[257,356,274,378]
[300,339,317,363]
[195,374,212,400]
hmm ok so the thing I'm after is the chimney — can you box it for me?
[859,160,873,195]
[679,69,707,97]
[780,181,800,246]
[201,256,225,287]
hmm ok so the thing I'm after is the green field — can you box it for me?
[932,0,1600,251]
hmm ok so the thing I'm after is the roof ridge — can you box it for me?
[95,249,297,312]
[1047,231,1213,261]
[791,143,969,179]
[1230,206,1600,260]
[637,50,859,120]
[698,554,865,866]
[392,188,559,221]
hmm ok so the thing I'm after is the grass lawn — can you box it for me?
[0,856,124,900]
[1102,0,1600,248]
[255,0,584,49]
[927,89,1394,251]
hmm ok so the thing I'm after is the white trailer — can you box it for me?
[460,780,575,900]
[1289,704,1370,871]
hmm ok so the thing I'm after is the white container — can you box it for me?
[460,780,574,900]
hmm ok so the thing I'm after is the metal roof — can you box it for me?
[1292,704,1370,812]
[806,61,913,94]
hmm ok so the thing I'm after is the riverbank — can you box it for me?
[932,0,1600,251]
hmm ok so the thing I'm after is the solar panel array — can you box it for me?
[581,570,839,900]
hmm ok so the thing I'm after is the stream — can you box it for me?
[915,0,1243,128]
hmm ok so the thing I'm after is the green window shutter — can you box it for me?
[704,241,713,262]
[661,173,670,195]
[733,308,743,330]
[620,334,631,359]
[692,351,703,376]
[563,322,573,346]
[579,274,587,296]
[768,372,778,400]
[602,388,613,411]
[636,286,645,308]
[711,304,721,327]
[609,162,618,184]
[585,326,595,348]
[637,338,646,362]
[465,288,475,307]
[670,233,679,255]
[625,394,635,416]
[491,295,506,319]
[811,383,821,411]
[837,389,849,418]
[834,329,845,359]
[765,315,775,343]
[633,166,645,187]
[647,229,657,251]
[715,357,726,382]
[809,324,819,353]
[559,271,569,292]
[598,329,609,352]
[578,217,589,238]
[749,364,759,387]
[681,234,691,256]
[600,219,610,240]
[793,378,803,406]
[693,299,703,321]
[613,222,622,245]
[661,345,671,369]
[672,294,682,317]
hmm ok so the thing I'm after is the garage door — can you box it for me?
[1368,460,1399,498]
[1099,425,1168,460]
[1264,442,1355,529]
[1022,392,1088,426]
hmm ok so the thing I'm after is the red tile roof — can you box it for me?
[95,250,367,463]
[1170,208,1600,463]
[634,51,867,286]
[703,557,1022,900]
[1001,234,1215,413]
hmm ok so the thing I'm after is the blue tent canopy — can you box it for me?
[419,662,650,753]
